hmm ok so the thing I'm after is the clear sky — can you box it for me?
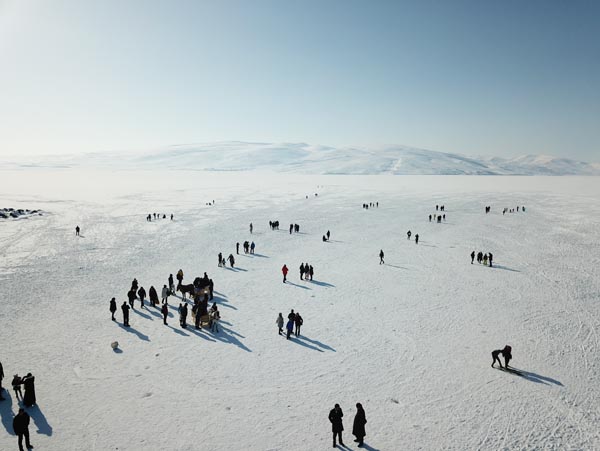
[1,0,599,160]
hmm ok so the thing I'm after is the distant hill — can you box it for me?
[3,142,599,175]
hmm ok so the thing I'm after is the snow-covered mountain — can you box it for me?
[2,141,599,175]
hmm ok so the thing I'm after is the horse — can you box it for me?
[177,283,195,300]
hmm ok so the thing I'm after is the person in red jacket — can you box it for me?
[282,264,289,283]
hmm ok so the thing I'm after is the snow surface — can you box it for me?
[1,170,600,450]
[1,142,599,175]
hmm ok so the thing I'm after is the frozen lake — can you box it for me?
[1,171,599,450]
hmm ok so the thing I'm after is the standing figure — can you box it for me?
[168,274,175,294]
[12,374,23,400]
[299,263,305,280]
[149,286,159,307]
[282,265,288,283]
[407,230,411,240]
[286,319,294,340]
[127,289,136,309]
[352,403,367,447]
[121,302,130,326]
[250,241,255,254]
[176,269,184,285]
[13,408,33,451]
[488,252,493,267]
[415,234,419,244]
[294,312,303,337]
[327,230,331,240]
[308,265,314,281]
[138,286,146,309]
[250,222,253,234]
[21,373,36,407]
[329,404,345,447]
[162,284,170,304]
[429,214,432,222]
[218,252,223,267]
[210,306,220,333]
[109,297,117,321]
[470,251,475,264]
[379,250,384,264]
[236,242,240,254]
[161,303,169,325]
[289,224,293,234]
[276,313,284,335]
[75,225,80,236]
[180,303,188,329]
[228,254,235,268]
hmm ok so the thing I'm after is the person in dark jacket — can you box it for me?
[0,360,4,400]
[488,252,493,267]
[470,251,475,264]
[236,242,240,254]
[329,403,344,447]
[415,234,419,244]
[327,230,331,240]
[22,373,36,407]
[491,345,512,369]
[12,374,23,400]
[161,303,169,325]
[168,274,175,294]
[131,278,138,292]
[109,297,117,321]
[294,312,303,336]
[149,286,159,307]
[228,254,235,268]
[299,263,305,280]
[121,302,130,326]
[180,303,188,329]
[13,408,33,450]
[308,265,314,281]
[352,403,367,446]
[379,249,384,264]
[75,225,80,236]
[127,289,136,309]
[286,319,294,340]
[138,286,146,309]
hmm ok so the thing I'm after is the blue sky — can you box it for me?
[0,0,598,160]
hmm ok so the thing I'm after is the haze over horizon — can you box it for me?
[1,0,599,161]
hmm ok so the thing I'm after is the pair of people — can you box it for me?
[329,403,367,447]
[491,345,512,369]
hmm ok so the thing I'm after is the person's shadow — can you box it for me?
[29,405,53,436]
[0,390,16,435]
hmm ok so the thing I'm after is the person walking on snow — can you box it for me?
[13,408,33,451]
[149,286,159,307]
[161,303,169,325]
[12,374,23,400]
[121,301,130,326]
[294,312,303,336]
[276,313,284,335]
[282,265,289,283]
[249,222,253,234]
[127,289,136,309]
[176,269,184,285]
[286,318,294,339]
[308,265,314,281]
[109,297,117,321]
[210,305,220,333]
[470,251,475,264]
[379,250,384,264]
[488,252,493,267]
[407,230,411,240]
[327,230,331,240]
[22,373,36,407]
[138,286,146,309]
[162,285,170,304]
[228,254,235,268]
[168,274,175,294]
[329,403,345,447]
[180,303,188,329]
[218,252,223,267]
[300,263,305,280]
[250,241,255,254]
[415,234,419,244]
[491,345,512,369]
[236,242,240,254]
[352,403,367,447]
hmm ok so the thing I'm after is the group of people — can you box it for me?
[146,213,173,221]
[470,251,493,267]
[491,345,512,369]
[218,252,235,268]
[436,205,445,211]
[429,214,445,222]
[322,230,331,242]
[503,206,526,214]
[276,309,304,339]
[268,220,280,230]
[236,240,255,255]
[1,362,36,450]
[299,263,314,280]
[362,202,378,209]
[289,223,301,234]
[328,403,367,447]
[406,230,419,244]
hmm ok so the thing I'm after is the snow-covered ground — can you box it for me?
[1,170,599,450]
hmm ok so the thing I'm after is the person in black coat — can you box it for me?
[149,286,159,307]
[13,408,33,450]
[127,289,136,309]
[329,403,344,447]
[109,297,117,321]
[161,303,169,325]
[22,373,36,407]
[0,360,4,400]
[352,403,367,446]
[121,302,130,327]
[137,286,146,309]
[181,303,188,329]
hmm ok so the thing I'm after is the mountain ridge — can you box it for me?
[2,142,598,175]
